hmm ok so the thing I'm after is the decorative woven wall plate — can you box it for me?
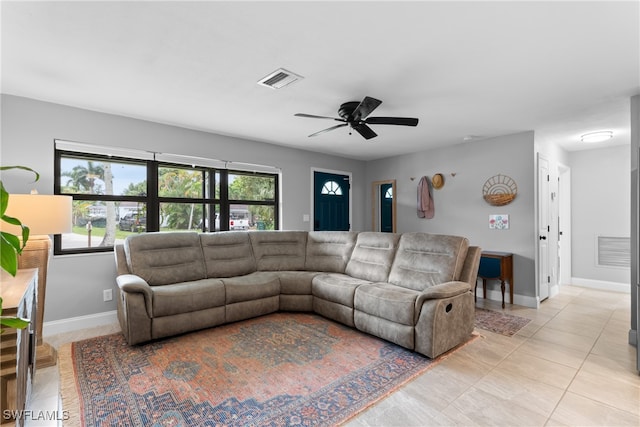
[482,174,517,206]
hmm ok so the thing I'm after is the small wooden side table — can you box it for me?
[1,268,38,427]
[476,251,513,309]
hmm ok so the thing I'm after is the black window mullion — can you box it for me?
[207,169,217,232]
[219,170,229,231]
[274,173,279,230]
[147,161,159,232]
[53,148,63,253]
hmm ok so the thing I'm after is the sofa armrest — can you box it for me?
[420,281,470,300]
[414,281,471,322]
[116,274,153,317]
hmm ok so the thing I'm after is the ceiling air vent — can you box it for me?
[257,68,303,89]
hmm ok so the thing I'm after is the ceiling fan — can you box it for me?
[294,96,419,140]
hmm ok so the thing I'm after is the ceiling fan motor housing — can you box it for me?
[338,102,361,122]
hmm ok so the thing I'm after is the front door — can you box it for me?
[380,183,393,232]
[313,171,350,231]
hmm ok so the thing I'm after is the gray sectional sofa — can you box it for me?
[114,230,481,358]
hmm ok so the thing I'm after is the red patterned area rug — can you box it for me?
[59,313,476,427]
[475,307,531,337]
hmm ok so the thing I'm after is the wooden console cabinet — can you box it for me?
[1,268,37,427]
[476,251,513,309]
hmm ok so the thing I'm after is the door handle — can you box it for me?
[539,235,547,240]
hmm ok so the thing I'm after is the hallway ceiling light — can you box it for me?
[580,131,613,143]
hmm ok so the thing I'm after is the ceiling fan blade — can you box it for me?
[308,123,348,137]
[351,96,382,121]
[365,117,419,126]
[295,113,344,122]
[352,123,378,140]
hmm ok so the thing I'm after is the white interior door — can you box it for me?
[538,154,551,301]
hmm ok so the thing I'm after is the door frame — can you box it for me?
[310,167,353,231]
[558,163,572,288]
[536,153,552,304]
[372,179,396,233]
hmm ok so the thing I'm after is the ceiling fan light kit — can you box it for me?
[295,96,419,140]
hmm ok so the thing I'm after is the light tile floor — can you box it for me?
[25,285,640,426]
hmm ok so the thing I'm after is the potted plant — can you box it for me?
[0,165,39,332]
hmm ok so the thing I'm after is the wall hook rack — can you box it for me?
[410,173,456,182]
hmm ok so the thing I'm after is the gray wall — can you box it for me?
[569,145,630,284]
[1,95,366,321]
[365,131,537,303]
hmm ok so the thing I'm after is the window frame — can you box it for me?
[54,149,279,255]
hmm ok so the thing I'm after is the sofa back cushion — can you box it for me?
[200,232,257,278]
[124,232,206,286]
[388,232,469,291]
[305,231,357,273]
[345,232,400,282]
[249,231,307,271]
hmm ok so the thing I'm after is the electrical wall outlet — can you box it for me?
[103,289,113,302]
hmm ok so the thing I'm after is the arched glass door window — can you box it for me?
[321,180,343,196]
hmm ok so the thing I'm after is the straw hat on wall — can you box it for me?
[431,173,444,190]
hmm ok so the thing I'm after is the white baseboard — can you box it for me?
[475,287,538,309]
[569,277,631,293]
[43,310,118,338]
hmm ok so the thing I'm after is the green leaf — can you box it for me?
[0,316,30,330]
[0,298,31,333]
[0,165,40,181]
[0,180,8,217]
[1,215,30,248]
[0,235,18,276]
[1,230,22,251]
[1,213,21,226]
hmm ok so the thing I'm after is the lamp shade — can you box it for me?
[2,194,73,235]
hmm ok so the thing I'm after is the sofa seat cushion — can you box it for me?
[354,283,421,326]
[222,272,280,304]
[151,278,225,317]
[312,273,371,307]
[125,232,207,286]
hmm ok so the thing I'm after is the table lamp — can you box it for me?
[3,191,72,368]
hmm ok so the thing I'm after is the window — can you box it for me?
[54,143,279,254]
[320,180,343,196]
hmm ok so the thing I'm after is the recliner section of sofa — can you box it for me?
[115,230,481,358]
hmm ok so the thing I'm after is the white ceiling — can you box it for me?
[2,1,639,161]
